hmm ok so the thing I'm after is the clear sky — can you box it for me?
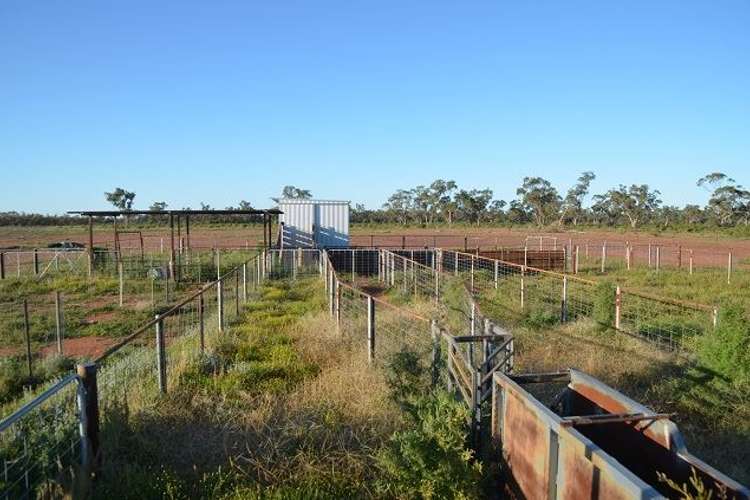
[1,1,748,214]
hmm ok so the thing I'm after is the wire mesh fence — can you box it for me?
[0,248,275,498]
[332,248,718,354]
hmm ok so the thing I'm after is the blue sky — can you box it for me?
[1,1,748,214]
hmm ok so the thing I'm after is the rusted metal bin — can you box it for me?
[491,369,749,499]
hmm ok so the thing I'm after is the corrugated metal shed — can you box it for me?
[278,199,349,248]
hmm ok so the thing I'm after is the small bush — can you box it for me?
[376,390,482,499]
[592,281,616,332]
[385,349,429,413]
[699,303,750,388]
[522,308,559,329]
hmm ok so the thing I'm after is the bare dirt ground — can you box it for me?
[1,225,748,268]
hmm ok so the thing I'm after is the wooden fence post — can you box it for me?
[55,291,64,355]
[76,363,100,471]
[615,286,622,330]
[155,317,166,393]
[23,299,32,378]
[561,276,568,323]
[367,295,375,363]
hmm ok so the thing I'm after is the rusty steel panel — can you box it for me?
[492,369,749,499]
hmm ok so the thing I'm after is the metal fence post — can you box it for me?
[454,252,458,276]
[656,246,661,272]
[235,271,240,317]
[626,243,631,271]
[494,260,499,289]
[23,299,32,378]
[0,252,4,280]
[242,262,248,302]
[520,266,525,310]
[198,293,205,354]
[335,282,341,329]
[727,252,732,284]
[574,245,579,274]
[689,250,694,275]
[430,320,440,386]
[561,276,568,323]
[434,266,440,303]
[215,248,221,280]
[712,307,718,329]
[33,248,39,275]
[367,295,375,363]
[76,363,100,471]
[615,286,622,330]
[55,291,64,355]
[601,242,606,273]
[470,255,475,294]
[118,261,124,308]
[155,317,167,393]
[217,279,224,332]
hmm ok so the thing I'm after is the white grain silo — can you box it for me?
[277,199,349,248]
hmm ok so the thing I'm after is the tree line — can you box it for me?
[351,172,750,230]
[1,176,748,230]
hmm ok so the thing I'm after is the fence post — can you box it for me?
[367,295,375,363]
[217,279,224,332]
[648,243,652,268]
[33,248,39,275]
[601,242,606,273]
[23,299,32,378]
[712,307,718,328]
[155,317,167,393]
[329,270,335,317]
[574,245,579,274]
[402,235,406,249]
[430,320,441,385]
[235,271,240,317]
[0,252,4,279]
[242,262,248,302]
[118,261,124,308]
[677,245,682,269]
[656,246,661,272]
[198,293,205,354]
[76,363,100,471]
[524,245,528,267]
[215,249,221,280]
[351,249,355,283]
[494,260,499,289]
[454,252,458,276]
[464,236,468,252]
[335,282,341,329]
[615,286,622,330]
[434,265,440,303]
[55,291,64,355]
[689,250,694,275]
[520,266,525,309]
[561,276,568,323]
[626,243,631,271]
[470,255,475,294]
[727,252,732,284]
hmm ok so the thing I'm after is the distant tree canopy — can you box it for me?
[104,188,136,211]
[352,172,750,230]
[281,186,313,199]
[4,174,750,231]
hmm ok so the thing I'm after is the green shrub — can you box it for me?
[375,390,482,499]
[385,350,429,413]
[592,281,616,332]
[699,303,750,388]
[522,308,559,329]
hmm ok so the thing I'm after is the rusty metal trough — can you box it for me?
[491,369,749,499]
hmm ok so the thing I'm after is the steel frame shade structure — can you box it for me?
[68,209,283,279]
